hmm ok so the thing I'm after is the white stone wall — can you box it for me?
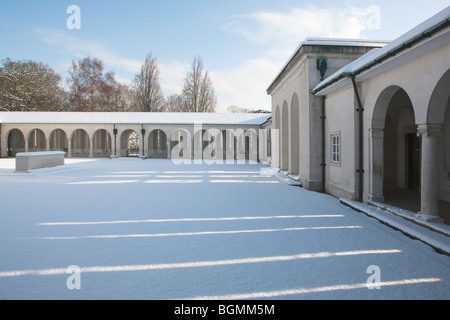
[324,86,358,200]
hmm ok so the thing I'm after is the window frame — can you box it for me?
[330,133,341,166]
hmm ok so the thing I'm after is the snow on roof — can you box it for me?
[0,112,271,126]
[301,38,389,47]
[267,38,388,93]
[312,6,450,94]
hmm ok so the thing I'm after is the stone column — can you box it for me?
[368,128,385,202]
[143,131,149,158]
[89,135,94,158]
[47,136,51,151]
[24,134,29,153]
[416,124,443,222]
[68,139,72,158]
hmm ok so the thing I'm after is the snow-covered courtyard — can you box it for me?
[0,158,449,300]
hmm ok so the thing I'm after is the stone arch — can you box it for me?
[71,129,90,157]
[373,86,401,129]
[148,129,168,158]
[384,88,416,189]
[93,129,112,157]
[369,85,417,203]
[428,68,450,125]
[290,93,300,175]
[28,128,46,152]
[120,129,140,157]
[7,129,25,156]
[426,68,450,215]
[49,129,68,153]
[281,100,289,171]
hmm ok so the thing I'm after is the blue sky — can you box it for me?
[1,0,449,112]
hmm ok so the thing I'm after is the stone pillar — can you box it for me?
[416,124,443,222]
[68,139,72,158]
[47,136,51,151]
[143,132,149,158]
[24,134,29,153]
[368,128,385,202]
[167,138,171,159]
[89,135,94,158]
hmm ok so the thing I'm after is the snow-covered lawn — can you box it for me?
[0,158,449,300]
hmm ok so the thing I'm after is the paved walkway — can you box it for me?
[384,186,450,225]
[0,158,449,300]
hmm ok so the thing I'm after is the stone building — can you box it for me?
[267,38,388,191]
[269,7,450,223]
[0,112,272,163]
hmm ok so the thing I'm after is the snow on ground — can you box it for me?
[0,158,449,300]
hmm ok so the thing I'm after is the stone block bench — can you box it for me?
[15,151,65,172]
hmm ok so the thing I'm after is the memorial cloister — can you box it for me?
[0,113,272,163]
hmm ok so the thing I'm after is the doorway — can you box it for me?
[406,133,421,189]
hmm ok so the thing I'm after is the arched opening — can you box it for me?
[50,129,68,154]
[28,129,46,152]
[273,106,281,168]
[7,129,25,156]
[371,86,418,212]
[281,101,289,171]
[93,129,111,157]
[148,130,168,158]
[383,88,417,192]
[426,68,450,223]
[120,130,140,157]
[240,129,258,162]
[71,129,90,157]
[171,129,191,159]
[290,93,300,175]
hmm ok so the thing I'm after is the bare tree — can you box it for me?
[227,105,252,113]
[0,58,64,111]
[227,105,271,113]
[67,57,122,112]
[182,56,216,113]
[164,93,184,112]
[133,53,165,112]
[110,83,137,112]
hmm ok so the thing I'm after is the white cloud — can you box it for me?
[215,5,379,112]
[34,27,141,74]
[223,5,376,50]
[158,60,190,97]
[210,58,277,112]
[34,28,191,96]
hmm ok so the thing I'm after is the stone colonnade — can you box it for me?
[1,123,272,163]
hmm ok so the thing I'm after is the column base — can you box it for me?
[415,213,444,224]
[368,194,385,203]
